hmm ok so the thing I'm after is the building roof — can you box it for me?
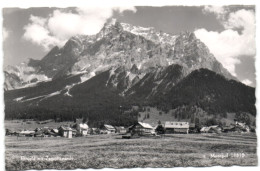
[223,126,234,129]
[200,126,221,132]
[59,126,73,131]
[209,125,220,128]
[236,122,246,127]
[115,126,125,130]
[104,124,115,130]
[200,127,211,132]
[79,123,89,130]
[51,128,59,133]
[138,122,153,129]
[20,130,35,134]
[165,122,189,129]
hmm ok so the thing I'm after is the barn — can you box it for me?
[101,124,116,134]
[129,122,154,136]
[165,122,189,134]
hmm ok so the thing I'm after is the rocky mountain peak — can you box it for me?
[5,19,237,90]
[97,18,124,39]
[130,64,139,74]
[121,22,177,45]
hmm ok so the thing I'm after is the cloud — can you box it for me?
[203,5,228,20]
[2,27,9,41]
[242,79,252,86]
[23,6,136,51]
[23,15,63,51]
[195,7,255,77]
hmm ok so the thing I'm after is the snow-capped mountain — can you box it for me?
[4,63,50,91]
[5,19,234,91]
[4,64,255,123]
[4,18,255,125]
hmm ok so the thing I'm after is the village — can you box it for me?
[5,118,255,139]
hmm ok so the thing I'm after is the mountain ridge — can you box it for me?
[5,19,236,91]
[4,19,255,126]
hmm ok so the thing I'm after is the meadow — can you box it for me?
[5,133,257,170]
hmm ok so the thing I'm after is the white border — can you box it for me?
[0,0,259,7]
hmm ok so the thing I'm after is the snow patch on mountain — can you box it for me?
[39,91,62,102]
[14,96,25,102]
[121,22,177,45]
[126,71,136,82]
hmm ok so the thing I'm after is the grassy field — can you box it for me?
[5,133,257,170]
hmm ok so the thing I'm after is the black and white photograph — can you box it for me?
[1,0,258,170]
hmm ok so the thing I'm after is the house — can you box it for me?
[129,122,154,136]
[58,126,73,138]
[165,122,189,134]
[235,122,250,133]
[222,126,234,133]
[51,128,59,134]
[73,123,89,136]
[200,127,211,133]
[200,125,222,133]
[209,125,222,133]
[19,130,35,137]
[79,123,89,135]
[114,126,127,134]
[235,121,246,128]
[34,130,44,137]
[101,124,116,134]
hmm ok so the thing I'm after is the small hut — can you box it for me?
[58,126,73,138]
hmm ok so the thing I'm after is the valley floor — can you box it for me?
[5,133,257,170]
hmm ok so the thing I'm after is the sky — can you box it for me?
[2,5,256,87]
